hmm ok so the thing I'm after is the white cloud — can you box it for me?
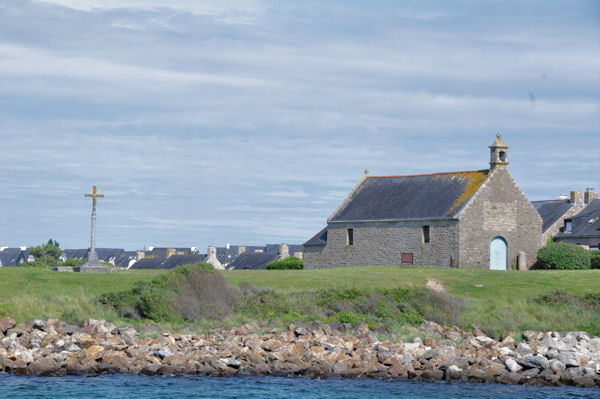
[34,0,264,24]
[0,44,271,87]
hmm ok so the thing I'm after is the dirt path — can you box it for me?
[426,278,445,293]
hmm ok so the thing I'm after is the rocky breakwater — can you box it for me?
[0,317,598,388]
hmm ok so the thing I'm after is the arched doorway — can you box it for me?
[490,236,507,270]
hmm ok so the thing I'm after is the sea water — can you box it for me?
[1,374,597,399]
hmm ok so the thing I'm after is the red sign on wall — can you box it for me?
[401,252,413,265]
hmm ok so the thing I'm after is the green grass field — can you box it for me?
[224,267,600,336]
[0,268,165,325]
[1,266,598,337]
[223,267,600,296]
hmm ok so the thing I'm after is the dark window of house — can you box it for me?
[565,219,572,233]
[499,151,506,162]
[347,228,354,246]
[422,225,430,243]
[401,252,413,265]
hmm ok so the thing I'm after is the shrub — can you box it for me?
[27,239,62,267]
[266,256,303,270]
[101,262,240,322]
[590,251,600,269]
[405,288,464,327]
[237,286,441,331]
[62,258,82,267]
[535,243,591,270]
[338,311,361,326]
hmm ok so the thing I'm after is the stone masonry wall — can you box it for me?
[323,219,459,268]
[303,245,328,269]
[458,167,542,269]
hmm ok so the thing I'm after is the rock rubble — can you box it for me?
[0,317,598,387]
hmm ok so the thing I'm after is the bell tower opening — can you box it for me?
[489,133,509,170]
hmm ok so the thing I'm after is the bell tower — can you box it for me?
[489,133,508,170]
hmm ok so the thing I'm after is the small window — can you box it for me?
[499,151,506,162]
[422,225,430,243]
[565,219,572,233]
[346,228,354,246]
[401,252,413,265]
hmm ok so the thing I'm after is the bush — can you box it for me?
[27,239,62,268]
[62,258,82,267]
[236,285,453,331]
[266,256,303,270]
[535,243,591,270]
[338,311,361,326]
[101,262,240,322]
[591,251,600,269]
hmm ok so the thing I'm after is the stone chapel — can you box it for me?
[303,134,543,270]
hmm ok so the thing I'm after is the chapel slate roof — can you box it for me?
[556,200,600,238]
[226,252,278,270]
[330,170,489,222]
[531,199,573,232]
[304,227,328,246]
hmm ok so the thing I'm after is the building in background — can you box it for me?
[532,189,597,243]
[554,199,600,250]
[304,135,543,270]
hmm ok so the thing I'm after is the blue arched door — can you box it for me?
[490,236,507,270]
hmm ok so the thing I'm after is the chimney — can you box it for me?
[570,191,584,206]
[148,245,155,251]
[236,246,246,256]
[279,244,289,259]
[19,246,27,251]
[206,246,224,270]
[294,251,303,259]
[584,188,598,204]
[208,246,217,258]
[166,248,176,258]
[136,251,145,260]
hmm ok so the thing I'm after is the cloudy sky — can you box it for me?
[0,0,598,251]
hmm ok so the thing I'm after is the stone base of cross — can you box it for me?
[77,248,118,273]
[86,248,101,264]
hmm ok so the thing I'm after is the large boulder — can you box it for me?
[518,354,550,370]
[0,318,16,334]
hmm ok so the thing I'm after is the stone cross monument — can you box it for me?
[85,186,104,264]
[76,186,117,273]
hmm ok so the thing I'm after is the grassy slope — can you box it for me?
[230,267,600,336]
[0,268,164,324]
[1,266,598,336]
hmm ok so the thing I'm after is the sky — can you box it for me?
[0,0,599,251]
